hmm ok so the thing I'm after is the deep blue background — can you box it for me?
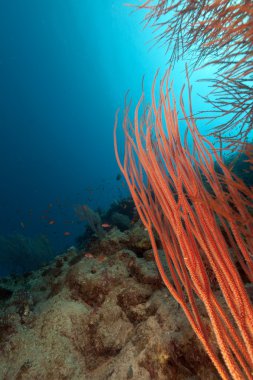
[0,0,214,253]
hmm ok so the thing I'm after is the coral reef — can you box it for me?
[0,225,219,379]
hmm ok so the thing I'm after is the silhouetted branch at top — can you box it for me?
[134,0,253,146]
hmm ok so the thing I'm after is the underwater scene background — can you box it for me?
[0,0,221,275]
[0,1,252,379]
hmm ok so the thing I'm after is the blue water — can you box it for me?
[0,0,216,273]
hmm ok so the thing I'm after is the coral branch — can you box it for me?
[114,69,253,379]
[134,0,253,144]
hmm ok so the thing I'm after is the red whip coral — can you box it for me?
[114,69,253,379]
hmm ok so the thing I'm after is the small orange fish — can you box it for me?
[84,253,94,258]
[101,223,111,228]
[97,255,106,262]
[48,220,56,225]
[63,231,71,236]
